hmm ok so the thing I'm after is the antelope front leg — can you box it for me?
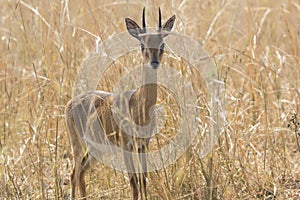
[139,172,147,200]
[128,172,139,200]
[139,146,147,200]
[124,150,139,200]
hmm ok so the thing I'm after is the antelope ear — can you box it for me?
[125,18,142,39]
[161,15,176,37]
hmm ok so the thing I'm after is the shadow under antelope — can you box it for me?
[65,8,175,200]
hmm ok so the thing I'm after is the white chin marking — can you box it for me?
[148,64,159,69]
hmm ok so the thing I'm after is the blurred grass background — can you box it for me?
[1,0,299,199]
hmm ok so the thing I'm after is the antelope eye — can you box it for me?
[160,43,165,50]
[141,43,145,51]
[141,44,149,57]
[159,43,165,55]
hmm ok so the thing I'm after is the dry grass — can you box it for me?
[1,0,300,199]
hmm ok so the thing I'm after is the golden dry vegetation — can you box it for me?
[1,0,300,199]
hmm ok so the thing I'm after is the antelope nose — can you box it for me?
[150,61,159,69]
[138,145,146,153]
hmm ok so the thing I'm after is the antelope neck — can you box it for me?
[128,65,158,126]
[141,65,158,106]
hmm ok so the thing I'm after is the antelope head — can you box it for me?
[125,8,176,69]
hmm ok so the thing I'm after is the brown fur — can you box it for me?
[65,8,175,200]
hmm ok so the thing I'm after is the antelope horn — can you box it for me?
[158,7,162,31]
[142,7,146,32]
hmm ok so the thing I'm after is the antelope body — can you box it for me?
[65,8,175,200]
